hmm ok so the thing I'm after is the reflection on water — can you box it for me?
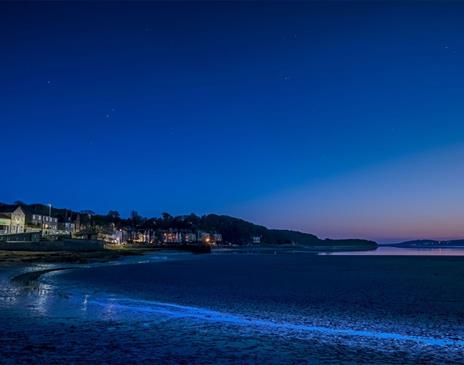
[321,246,464,256]
[0,252,186,318]
[83,295,464,347]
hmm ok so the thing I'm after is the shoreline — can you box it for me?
[0,247,159,267]
[0,243,372,268]
[2,246,201,286]
[10,267,74,286]
[5,236,456,268]
[0,248,162,286]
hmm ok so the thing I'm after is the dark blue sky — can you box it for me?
[2,2,464,241]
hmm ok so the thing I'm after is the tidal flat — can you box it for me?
[1,252,464,364]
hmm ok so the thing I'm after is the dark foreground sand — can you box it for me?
[61,253,464,328]
[1,253,464,364]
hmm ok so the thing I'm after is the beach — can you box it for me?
[1,251,464,364]
[0,248,148,267]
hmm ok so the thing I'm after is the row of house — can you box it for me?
[0,205,77,236]
[0,204,225,246]
[104,228,223,246]
[163,230,222,245]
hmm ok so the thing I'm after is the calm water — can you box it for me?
[322,246,464,256]
[1,252,464,364]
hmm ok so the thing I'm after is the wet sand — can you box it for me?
[1,253,464,364]
[60,254,464,327]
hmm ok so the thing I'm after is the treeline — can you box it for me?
[3,201,377,247]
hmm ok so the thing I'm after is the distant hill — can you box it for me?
[0,201,377,248]
[186,214,376,248]
[389,239,464,248]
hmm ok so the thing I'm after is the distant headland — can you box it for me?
[387,239,464,248]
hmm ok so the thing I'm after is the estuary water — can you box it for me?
[321,246,464,256]
[1,251,464,364]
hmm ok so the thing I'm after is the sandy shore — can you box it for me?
[0,247,160,267]
[1,252,464,364]
[61,254,464,329]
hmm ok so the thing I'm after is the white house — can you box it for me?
[0,205,26,235]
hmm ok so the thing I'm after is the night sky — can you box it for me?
[2,2,464,242]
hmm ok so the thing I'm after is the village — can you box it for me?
[0,203,227,250]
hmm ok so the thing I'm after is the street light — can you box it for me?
[47,203,52,234]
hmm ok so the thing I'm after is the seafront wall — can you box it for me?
[0,239,104,252]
